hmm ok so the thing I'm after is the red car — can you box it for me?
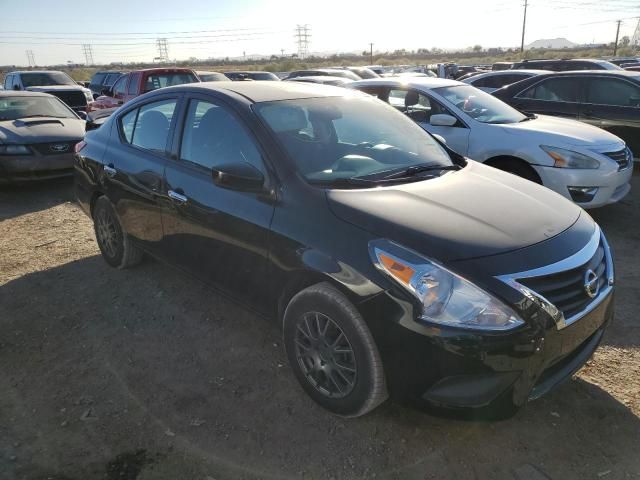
[89,68,199,111]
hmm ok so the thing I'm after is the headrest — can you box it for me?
[260,104,308,132]
[405,90,419,107]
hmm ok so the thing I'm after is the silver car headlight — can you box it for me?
[369,239,524,331]
[540,145,600,169]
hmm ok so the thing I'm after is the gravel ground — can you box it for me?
[0,174,639,480]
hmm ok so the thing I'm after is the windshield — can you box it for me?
[435,84,527,124]
[255,95,453,184]
[143,72,199,93]
[0,95,76,120]
[249,72,278,80]
[21,72,76,87]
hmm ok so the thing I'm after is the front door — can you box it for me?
[102,95,180,253]
[161,96,275,309]
[510,76,583,119]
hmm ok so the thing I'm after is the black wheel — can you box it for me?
[93,196,142,269]
[488,158,542,184]
[283,282,387,417]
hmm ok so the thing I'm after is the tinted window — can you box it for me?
[128,73,141,95]
[120,99,177,152]
[104,73,121,86]
[180,99,264,172]
[91,73,107,85]
[143,72,198,93]
[20,72,76,87]
[519,78,578,102]
[586,78,640,107]
[113,76,128,96]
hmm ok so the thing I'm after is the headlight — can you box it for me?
[541,145,600,169]
[369,240,524,331]
[0,145,31,155]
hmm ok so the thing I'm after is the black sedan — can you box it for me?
[0,91,85,182]
[493,70,640,156]
[75,82,614,417]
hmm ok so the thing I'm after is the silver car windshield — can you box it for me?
[435,85,528,124]
[0,96,77,120]
[255,95,453,183]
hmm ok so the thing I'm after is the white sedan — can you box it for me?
[348,78,633,208]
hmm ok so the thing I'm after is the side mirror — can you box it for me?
[432,134,447,145]
[430,114,457,127]
[212,163,264,191]
[100,87,112,97]
[76,111,88,120]
[13,84,21,91]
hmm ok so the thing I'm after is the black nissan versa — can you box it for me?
[74,82,614,417]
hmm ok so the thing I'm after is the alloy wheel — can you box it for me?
[95,208,120,259]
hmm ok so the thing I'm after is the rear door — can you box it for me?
[582,76,640,155]
[161,94,275,308]
[102,94,181,253]
[510,76,584,119]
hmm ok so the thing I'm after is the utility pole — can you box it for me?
[613,19,622,56]
[294,24,311,59]
[520,0,528,53]
[25,50,35,67]
[82,44,94,66]
[369,43,374,64]
[281,48,285,57]
[156,38,169,63]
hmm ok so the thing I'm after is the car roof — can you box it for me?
[288,76,352,82]
[131,68,194,73]
[0,90,53,98]
[224,71,272,74]
[9,70,66,74]
[349,77,462,89]
[160,81,354,102]
[475,69,551,76]
[535,69,640,78]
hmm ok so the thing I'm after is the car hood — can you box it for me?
[326,161,581,262]
[26,85,88,93]
[499,114,624,148]
[0,117,85,144]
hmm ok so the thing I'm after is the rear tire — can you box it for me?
[283,282,388,417]
[93,196,143,269]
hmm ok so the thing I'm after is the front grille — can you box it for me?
[603,148,632,171]
[30,141,76,155]
[518,242,608,320]
[47,90,87,109]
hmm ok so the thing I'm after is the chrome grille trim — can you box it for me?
[496,226,614,330]
[603,148,632,171]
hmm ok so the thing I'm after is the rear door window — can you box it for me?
[91,73,106,86]
[127,73,141,95]
[113,76,128,97]
[119,99,178,153]
[586,78,640,107]
[518,77,579,102]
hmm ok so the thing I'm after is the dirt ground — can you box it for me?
[1,173,639,480]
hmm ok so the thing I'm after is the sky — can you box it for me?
[0,0,638,66]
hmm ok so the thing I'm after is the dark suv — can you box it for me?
[88,70,125,98]
[493,70,640,155]
[512,59,620,71]
[75,82,614,417]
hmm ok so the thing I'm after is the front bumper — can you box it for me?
[0,152,75,182]
[533,163,632,208]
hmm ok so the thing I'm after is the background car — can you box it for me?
[3,70,94,113]
[511,59,620,71]
[90,67,199,110]
[344,66,380,79]
[463,69,550,92]
[492,70,640,156]
[349,77,633,207]
[88,70,125,99]
[285,75,354,86]
[223,71,280,81]
[196,71,230,82]
[0,91,85,182]
[285,69,362,81]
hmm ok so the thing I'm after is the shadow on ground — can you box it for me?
[0,177,74,221]
[1,255,639,480]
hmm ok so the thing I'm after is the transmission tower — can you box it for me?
[156,38,169,62]
[632,18,640,47]
[82,44,94,65]
[25,50,35,67]
[294,24,311,59]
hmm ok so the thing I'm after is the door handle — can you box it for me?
[104,164,117,177]
[168,189,188,204]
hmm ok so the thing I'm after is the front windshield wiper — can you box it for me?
[308,177,381,188]
[377,164,461,180]
[519,113,537,122]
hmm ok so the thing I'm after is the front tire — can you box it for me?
[93,196,143,269]
[283,282,388,417]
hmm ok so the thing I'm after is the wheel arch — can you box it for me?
[484,155,542,183]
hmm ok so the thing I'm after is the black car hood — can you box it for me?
[326,161,582,262]
[0,117,85,144]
